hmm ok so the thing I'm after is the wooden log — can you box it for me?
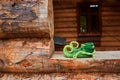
[55,27,77,32]
[102,20,120,25]
[54,8,76,13]
[100,42,120,47]
[96,47,120,51]
[102,31,120,36]
[54,17,76,22]
[54,12,77,18]
[102,12,120,16]
[55,31,78,38]
[53,3,76,9]
[0,51,120,73]
[0,0,54,38]
[54,22,77,28]
[102,7,120,11]
[102,16,120,20]
[101,36,120,42]
[0,38,54,69]
[66,37,77,42]
[102,1,120,7]
[0,73,120,80]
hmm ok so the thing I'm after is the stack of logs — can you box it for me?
[0,0,54,72]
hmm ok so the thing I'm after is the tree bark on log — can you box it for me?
[0,0,54,38]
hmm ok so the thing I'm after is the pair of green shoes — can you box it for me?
[63,41,96,59]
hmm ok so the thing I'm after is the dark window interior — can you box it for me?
[80,15,87,33]
[78,4,100,33]
[77,3,102,47]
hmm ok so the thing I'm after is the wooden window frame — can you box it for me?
[77,2,102,37]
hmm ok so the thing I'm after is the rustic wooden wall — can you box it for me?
[54,0,120,51]
[99,1,120,50]
[53,1,78,51]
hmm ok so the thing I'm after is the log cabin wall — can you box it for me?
[53,0,120,51]
[100,1,120,50]
[53,1,78,51]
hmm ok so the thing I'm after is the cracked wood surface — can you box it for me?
[0,0,54,38]
[0,50,120,73]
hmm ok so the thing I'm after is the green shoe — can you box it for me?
[63,41,96,59]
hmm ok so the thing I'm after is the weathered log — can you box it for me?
[0,73,120,80]
[0,38,54,69]
[0,0,54,38]
[0,51,120,73]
